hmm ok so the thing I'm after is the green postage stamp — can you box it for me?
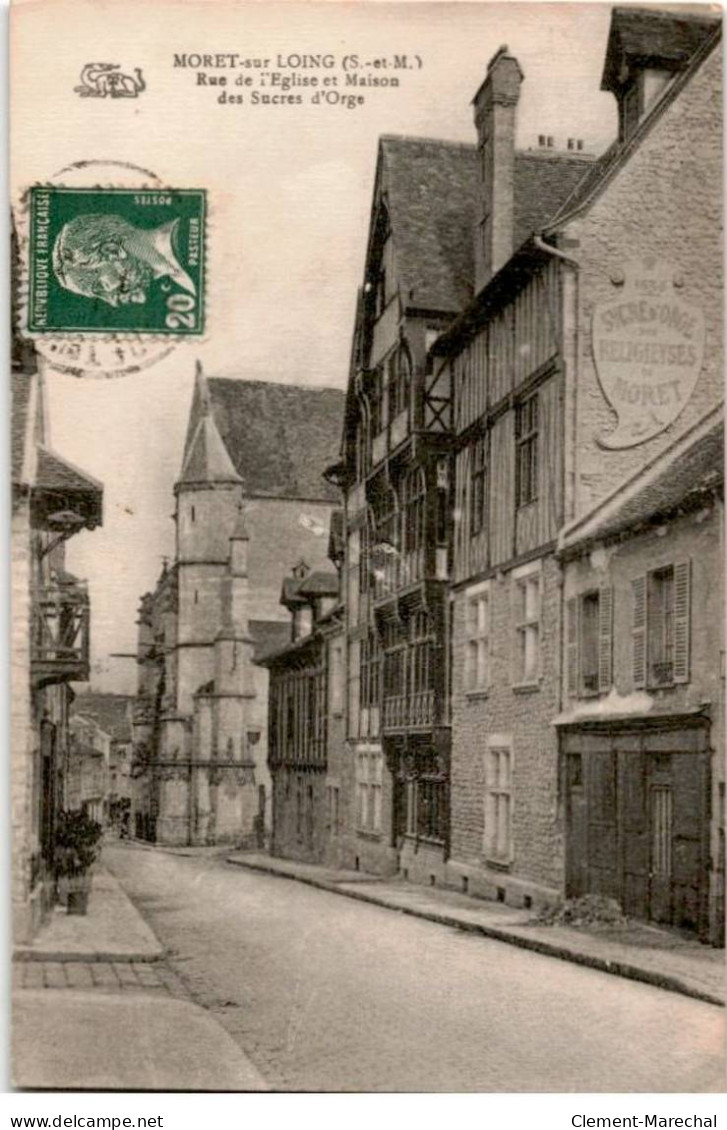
[27,186,206,334]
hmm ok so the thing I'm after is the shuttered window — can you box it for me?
[672,561,691,684]
[632,575,647,689]
[598,587,614,692]
[566,587,613,699]
[632,561,691,689]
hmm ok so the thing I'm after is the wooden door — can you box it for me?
[585,748,619,899]
[565,752,587,898]
[669,751,707,932]
[619,749,649,920]
[648,767,673,925]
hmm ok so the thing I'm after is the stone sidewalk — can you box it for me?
[227,851,725,1008]
[12,859,268,1091]
[14,866,163,963]
[13,991,268,1091]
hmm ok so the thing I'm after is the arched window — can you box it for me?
[402,466,426,584]
[355,400,371,480]
[371,483,399,597]
[388,345,412,424]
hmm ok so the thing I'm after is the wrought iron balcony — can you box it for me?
[31,580,90,686]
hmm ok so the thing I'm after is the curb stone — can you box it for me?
[226,855,725,1009]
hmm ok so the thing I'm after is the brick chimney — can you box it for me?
[472,45,523,294]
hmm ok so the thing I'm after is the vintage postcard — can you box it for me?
[9,0,725,1097]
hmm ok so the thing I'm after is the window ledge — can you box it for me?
[484,857,512,872]
[403,833,445,847]
[357,829,382,842]
[465,689,489,701]
[512,681,541,694]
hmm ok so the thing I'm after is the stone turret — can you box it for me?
[174,362,244,713]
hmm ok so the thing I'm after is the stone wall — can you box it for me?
[564,44,723,519]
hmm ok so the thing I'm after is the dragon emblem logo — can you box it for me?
[75,63,146,99]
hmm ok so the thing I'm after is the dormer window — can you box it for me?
[602,8,719,147]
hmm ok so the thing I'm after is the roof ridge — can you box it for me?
[516,150,597,162]
[380,133,477,153]
[206,375,345,394]
[611,4,720,25]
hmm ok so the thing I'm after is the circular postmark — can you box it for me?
[14,160,206,378]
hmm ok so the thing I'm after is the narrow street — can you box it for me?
[106,844,724,1093]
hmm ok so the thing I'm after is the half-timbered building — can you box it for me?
[330,136,479,877]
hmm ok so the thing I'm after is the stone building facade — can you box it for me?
[131,365,344,846]
[558,412,724,944]
[427,7,723,924]
[259,561,346,865]
[71,693,135,835]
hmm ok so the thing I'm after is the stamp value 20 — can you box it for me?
[28,186,206,334]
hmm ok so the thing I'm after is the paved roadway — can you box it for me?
[106,844,724,1093]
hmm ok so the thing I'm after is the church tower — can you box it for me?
[174,362,244,714]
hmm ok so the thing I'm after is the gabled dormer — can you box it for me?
[280,559,340,642]
[601,6,720,143]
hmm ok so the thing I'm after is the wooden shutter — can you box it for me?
[566,596,579,698]
[673,559,691,684]
[598,586,613,693]
[632,575,647,690]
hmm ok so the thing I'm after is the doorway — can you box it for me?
[563,722,709,936]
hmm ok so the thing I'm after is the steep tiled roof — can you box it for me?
[601,6,720,93]
[560,411,724,553]
[178,412,242,486]
[11,371,33,483]
[183,377,344,502]
[379,137,595,312]
[280,568,338,608]
[35,446,103,496]
[513,151,597,250]
[295,570,339,599]
[380,136,478,313]
[250,620,291,661]
[71,693,135,742]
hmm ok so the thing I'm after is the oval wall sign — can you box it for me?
[592,258,705,449]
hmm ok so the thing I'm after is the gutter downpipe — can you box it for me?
[533,235,581,853]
